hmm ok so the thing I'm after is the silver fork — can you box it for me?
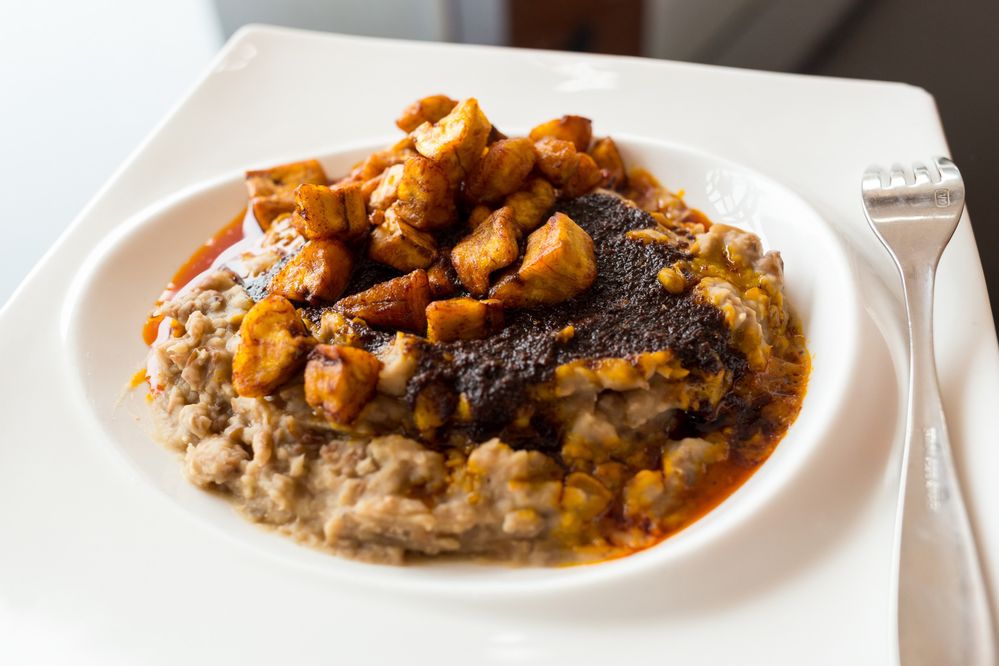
[862,157,997,665]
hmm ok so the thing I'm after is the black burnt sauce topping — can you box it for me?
[406,192,746,440]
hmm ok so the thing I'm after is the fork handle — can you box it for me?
[895,261,997,665]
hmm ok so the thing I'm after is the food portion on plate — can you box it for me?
[140,95,809,565]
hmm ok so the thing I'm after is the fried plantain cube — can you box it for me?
[533,136,580,186]
[425,297,504,342]
[464,137,537,204]
[560,153,602,199]
[529,115,593,152]
[467,205,492,229]
[450,206,520,296]
[589,137,627,189]
[349,137,417,183]
[359,172,385,204]
[504,177,556,234]
[368,211,438,271]
[304,344,382,425]
[268,239,354,304]
[411,97,492,179]
[232,294,315,397]
[334,269,431,333]
[292,181,368,242]
[250,196,296,231]
[395,94,459,133]
[490,212,596,307]
[368,163,405,210]
[391,156,456,231]
[245,159,328,199]
[426,254,460,298]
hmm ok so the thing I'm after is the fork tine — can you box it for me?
[911,162,933,186]
[933,156,962,183]
[863,166,887,192]
[889,163,909,188]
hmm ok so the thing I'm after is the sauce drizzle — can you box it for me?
[141,207,247,345]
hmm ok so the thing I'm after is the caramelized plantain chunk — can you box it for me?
[368,211,438,271]
[560,153,602,198]
[504,177,556,234]
[391,156,456,230]
[464,137,536,204]
[368,163,404,210]
[426,254,460,298]
[411,98,492,180]
[359,172,384,205]
[426,297,504,342]
[589,137,627,188]
[349,137,417,183]
[268,239,354,304]
[533,136,580,186]
[334,269,431,333]
[292,182,368,242]
[250,196,296,231]
[304,344,382,425]
[529,115,593,152]
[450,207,520,296]
[395,94,458,133]
[490,212,596,307]
[467,205,492,229]
[232,295,315,397]
[245,159,327,199]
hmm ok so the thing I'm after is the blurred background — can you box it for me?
[2,0,996,323]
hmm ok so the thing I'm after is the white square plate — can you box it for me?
[1,26,996,665]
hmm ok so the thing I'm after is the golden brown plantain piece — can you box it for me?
[268,239,354,304]
[250,196,296,231]
[529,115,593,152]
[349,137,417,183]
[450,207,520,296]
[304,344,382,425]
[588,137,627,189]
[560,152,602,198]
[533,137,579,185]
[464,137,536,204]
[334,269,432,333]
[411,98,492,181]
[292,182,368,242]
[467,204,492,229]
[490,212,596,307]
[245,159,328,199]
[504,177,556,234]
[426,297,504,342]
[390,156,456,231]
[368,163,405,210]
[232,294,315,398]
[368,211,438,271]
[395,94,458,133]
